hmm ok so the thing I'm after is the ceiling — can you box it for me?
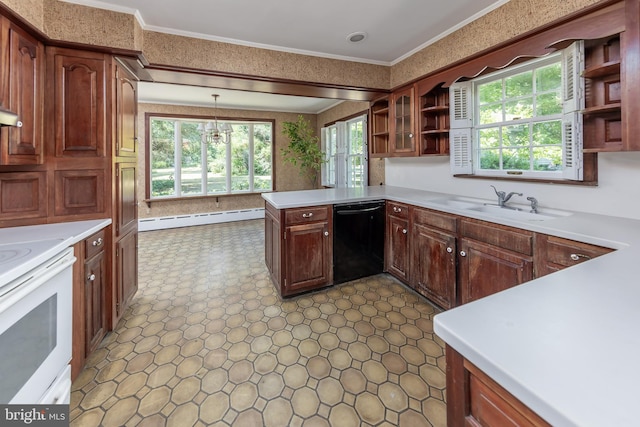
[63,0,509,113]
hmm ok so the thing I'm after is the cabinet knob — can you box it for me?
[324,231,329,237]
[446,247,453,253]
[302,212,314,218]
[87,273,96,281]
[409,133,414,138]
[92,237,103,246]
[570,253,590,261]
[402,229,407,234]
[460,250,467,257]
[393,207,402,213]
[16,121,23,128]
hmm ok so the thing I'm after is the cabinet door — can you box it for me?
[459,238,533,305]
[115,63,137,157]
[115,162,137,237]
[84,251,106,355]
[48,47,107,158]
[390,86,416,156]
[412,224,456,309]
[264,208,281,285]
[284,221,331,296]
[0,20,44,165]
[386,215,409,281]
[114,230,138,324]
[0,171,47,221]
[534,234,613,277]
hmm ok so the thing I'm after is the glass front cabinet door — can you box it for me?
[391,86,416,156]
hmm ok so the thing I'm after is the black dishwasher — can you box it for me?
[333,200,386,284]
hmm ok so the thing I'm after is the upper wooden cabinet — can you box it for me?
[369,96,390,157]
[416,82,449,156]
[390,86,417,156]
[115,62,137,158]
[0,17,44,165]
[46,47,108,159]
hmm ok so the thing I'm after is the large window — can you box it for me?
[449,42,584,181]
[321,114,368,188]
[149,116,273,198]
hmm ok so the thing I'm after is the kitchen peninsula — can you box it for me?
[263,185,640,427]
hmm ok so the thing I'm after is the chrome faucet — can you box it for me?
[527,196,538,214]
[490,185,522,209]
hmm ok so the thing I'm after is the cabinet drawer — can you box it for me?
[387,201,408,219]
[285,205,330,225]
[84,229,106,259]
[461,218,533,255]
[412,207,457,232]
[542,235,613,268]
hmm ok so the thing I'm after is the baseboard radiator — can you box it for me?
[138,208,265,232]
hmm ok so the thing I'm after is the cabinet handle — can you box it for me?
[570,253,590,261]
[446,247,453,253]
[460,251,467,257]
[409,133,414,138]
[302,212,314,218]
[87,273,96,281]
[402,229,407,234]
[393,207,402,213]
[92,237,103,247]
[324,231,329,237]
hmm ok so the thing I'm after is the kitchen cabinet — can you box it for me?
[390,86,417,156]
[0,171,47,222]
[446,345,551,427]
[458,218,534,304]
[115,62,137,157]
[411,207,457,309]
[265,202,332,297]
[369,96,390,157]
[534,233,613,277]
[416,82,450,156]
[0,17,44,165]
[72,228,108,381]
[385,201,410,281]
[114,229,137,322]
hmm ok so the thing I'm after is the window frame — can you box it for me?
[321,113,368,188]
[144,113,275,201]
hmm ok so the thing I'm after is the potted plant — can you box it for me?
[281,115,325,187]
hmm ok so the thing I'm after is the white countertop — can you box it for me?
[263,186,640,427]
[0,219,111,286]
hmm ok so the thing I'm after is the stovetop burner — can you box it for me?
[0,248,33,266]
[0,239,66,288]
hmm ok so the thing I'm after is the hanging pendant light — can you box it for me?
[198,94,232,144]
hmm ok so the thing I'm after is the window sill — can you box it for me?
[453,174,598,186]
[143,192,267,207]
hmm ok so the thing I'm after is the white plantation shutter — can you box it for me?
[449,81,473,129]
[562,112,583,180]
[561,41,585,180]
[449,81,473,174]
[450,128,473,174]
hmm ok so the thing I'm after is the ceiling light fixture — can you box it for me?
[347,32,367,43]
[198,94,233,144]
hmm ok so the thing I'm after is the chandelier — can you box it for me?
[198,94,232,144]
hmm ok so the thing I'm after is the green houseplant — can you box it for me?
[281,115,325,187]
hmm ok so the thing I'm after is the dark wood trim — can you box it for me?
[622,0,640,150]
[445,344,469,427]
[322,109,369,127]
[144,112,276,201]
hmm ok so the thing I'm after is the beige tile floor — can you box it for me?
[70,219,447,427]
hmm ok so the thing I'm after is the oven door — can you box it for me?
[0,247,75,404]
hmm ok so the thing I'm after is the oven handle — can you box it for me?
[335,206,383,215]
[0,248,76,314]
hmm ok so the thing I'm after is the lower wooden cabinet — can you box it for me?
[446,345,551,427]
[385,202,410,281]
[264,202,332,297]
[72,228,108,380]
[534,234,613,277]
[114,229,138,324]
[411,207,457,309]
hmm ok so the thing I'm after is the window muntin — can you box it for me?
[149,117,273,198]
[473,55,564,178]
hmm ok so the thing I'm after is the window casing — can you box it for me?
[321,115,368,188]
[449,42,585,181]
[148,116,273,199]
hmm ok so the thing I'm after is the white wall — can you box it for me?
[385,151,640,220]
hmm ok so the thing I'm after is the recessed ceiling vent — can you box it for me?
[347,32,367,43]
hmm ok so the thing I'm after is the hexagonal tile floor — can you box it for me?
[70,220,447,426]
